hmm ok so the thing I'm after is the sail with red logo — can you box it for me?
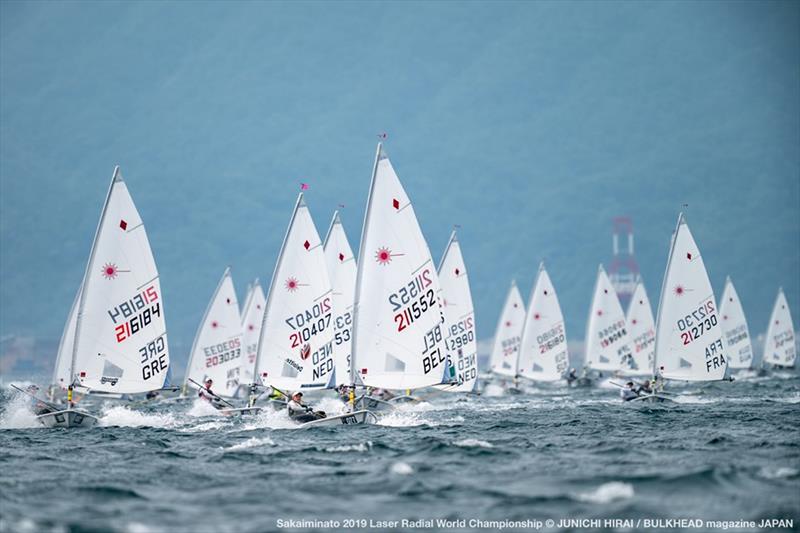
[718,276,753,370]
[583,264,631,374]
[517,262,570,382]
[351,144,449,390]
[70,166,171,395]
[239,279,266,385]
[624,278,656,376]
[653,213,728,381]
[254,193,335,391]
[183,267,243,397]
[323,211,357,387]
[763,288,796,368]
[488,281,525,379]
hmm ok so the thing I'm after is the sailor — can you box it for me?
[146,390,159,401]
[620,381,639,402]
[287,391,324,423]
[652,366,666,392]
[566,368,578,386]
[636,379,652,395]
[198,378,223,409]
[26,385,54,415]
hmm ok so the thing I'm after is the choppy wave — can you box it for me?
[575,482,635,503]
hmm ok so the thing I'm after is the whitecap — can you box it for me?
[222,436,276,452]
[321,441,372,453]
[759,466,798,479]
[375,412,427,427]
[575,482,634,504]
[453,438,494,449]
[186,399,224,417]
[390,461,414,475]
[0,393,40,429]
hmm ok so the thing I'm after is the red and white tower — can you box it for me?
[608,216,640,309]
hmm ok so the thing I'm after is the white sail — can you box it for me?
[323,211,357,387]
[70,167,170,394]
[583,265,632,373]
[653,213,728,381]
[763,288,796,368]
[625,278,656,375]
[351,144,448,390]
[52,285,81,390]
[517,263,569,382]
[240,279,266,385]
[184,268,243,397]
[489,281,525,378]
[255,194,335,391]
[437,231,478,392]
[719,277,753,369]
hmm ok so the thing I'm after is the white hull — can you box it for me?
[37,409,98,428]
[628,393,674,404]
[297,409,377,429]
[219,407,263,417]
[388,395,424,404]
[354,396,395,412]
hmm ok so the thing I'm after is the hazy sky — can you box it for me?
[1,1,798,369]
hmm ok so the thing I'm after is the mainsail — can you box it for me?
[323,211,357,387]
[184,267,243,397]
[52,286,81,391]
[489,281,525,378]
[583,265,631,373]
[653,213,728,381]
[719,276,753,369]
[437,231,478,392]
[240,279,266,385]
[255,193,335,391]
[70,167,170,394]
[763,288,796,368]
[625,278,656,375]
[351,144,448,390]
[517,263,569,382]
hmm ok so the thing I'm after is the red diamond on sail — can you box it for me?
[211,321,219,328]
[226,298,231,304]
[248,324,255,331]
[361,368,368,374]
[119,219,127,230]
[723,315,728,321]
[674,285,685,296]
[392,198,400,210]
[505,321,512,327]
[303,240,310,250]
[339,253,345,262]
[533,313,540,320]
[639,300,643,305]
[513,303,518,308]
[455,268,460,276]
[597,310,603,316]
[80,371,86,378]
[686,252,692,260]
[632,319,638,325]
[603,289,608,294]
[544,290,549,296]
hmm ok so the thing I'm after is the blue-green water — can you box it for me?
[1,373,799,533]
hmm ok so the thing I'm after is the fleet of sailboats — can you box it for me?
[27,148,799,429]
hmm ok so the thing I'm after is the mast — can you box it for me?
[68,167,121,386]
[349,143,383,388]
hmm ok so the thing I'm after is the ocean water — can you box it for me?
[1,372,798,533]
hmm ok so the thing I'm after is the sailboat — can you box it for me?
[39,167,171,427]
[487,280,525,392]
[183,267,252,414]
[517,262,569,385]
[240,279,266,391]
[255,194,373,427]
[641,213,730,402]
[719,276,754,371]
[625,277,656,377]
[762,288,796,369]
[434,230,478,393]
[582,264,632,382]
[351,143,450,403]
